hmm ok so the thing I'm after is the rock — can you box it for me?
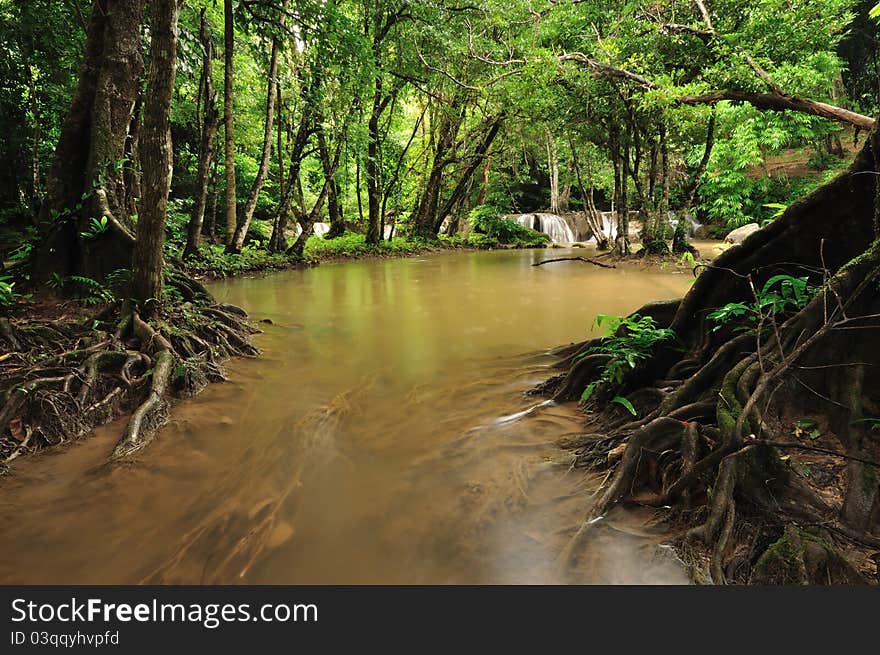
[724,223,760,244]
[693,224,709,239]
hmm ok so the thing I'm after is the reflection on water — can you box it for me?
[0,248,694,584]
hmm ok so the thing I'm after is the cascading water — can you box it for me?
[599,212,618,242]
[668,211,702,237]
[513,213,576,244]
[313,222,331,237]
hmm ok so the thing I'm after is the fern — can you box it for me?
[66,275,116,306]
[577,314,680,415]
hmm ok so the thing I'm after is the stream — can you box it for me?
[0,247,697,584]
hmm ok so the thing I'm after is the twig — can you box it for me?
[532,256,616,269]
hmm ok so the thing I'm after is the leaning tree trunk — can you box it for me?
[228,0,287,253]
[184,8,219,260]
[222,0,237,246]
[544,129,880,584]
[410,99,464,239]
[33,0,145,284]
[432,115,503,234]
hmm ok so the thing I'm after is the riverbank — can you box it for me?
[180,231,550,279]
[0,231,550,471]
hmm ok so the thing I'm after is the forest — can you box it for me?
[0,0,879,586]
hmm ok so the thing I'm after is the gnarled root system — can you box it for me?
[0,275,259,469]
[542,135,880,584]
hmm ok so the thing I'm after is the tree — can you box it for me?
[549,131,880,583]
[131,0,181,308]
[184,8,220,260]
[228,0,288,253]
[32,0,145,283]
[222,0,237,246]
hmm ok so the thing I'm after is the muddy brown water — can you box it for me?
[0,247,698,584]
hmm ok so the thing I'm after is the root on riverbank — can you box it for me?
[539,133,880,584]
[0,273,258,470]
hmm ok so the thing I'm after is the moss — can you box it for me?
[751,525,866,584]
[717,358,748,439]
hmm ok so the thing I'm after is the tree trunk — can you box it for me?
[679,90,875,130]
[184,9,219,260]
[131,0,180,311]
[287,131,341,259]
[674,109,717,254]
[33,0,145,283]
[569,136,607,249]
[204,150,220,243]
[319,128,345,239]
[28,66,41,204]
[682,109,717,212]
[229,0,287,252]
[546,132,880,583]
[477,156,490,206]
[123,93,142,219]
[546,127,559,215]
[432,115,503,233]
[615,134,630,255]
[222,0,237,246]
[366,86,384,244]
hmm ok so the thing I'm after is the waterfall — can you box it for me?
[667,211,702,237]
[513,213,575,243]
[599,212,618,241]
[313,222,331,237]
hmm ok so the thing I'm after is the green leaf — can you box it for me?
[580,382,597,402]
[611,395,637,416]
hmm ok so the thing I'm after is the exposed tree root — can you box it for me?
[540,136,880,584]
[0,275,259,470]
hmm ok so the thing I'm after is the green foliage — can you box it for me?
[469,206,549,246]
[793,418,821,440]
[611,395,637,416]
[65,275,116,306]
[304,232,425,259]
[0,275,29,313]
[165,199,190,247]
[678,250,697,267]
[697,105,843,228]
[708,274,818,331]
[0,0,869,287]
[762,203,788,223]
[578,314,679,406]
[186,244,292,278]
[80,216,109,239]
[852,417,880,431]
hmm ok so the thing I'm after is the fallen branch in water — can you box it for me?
[532,256,616,269]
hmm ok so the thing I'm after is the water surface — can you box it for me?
[0,248,693,584]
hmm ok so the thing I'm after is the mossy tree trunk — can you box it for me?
[33,0,145,284]
[131,0,180,309]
